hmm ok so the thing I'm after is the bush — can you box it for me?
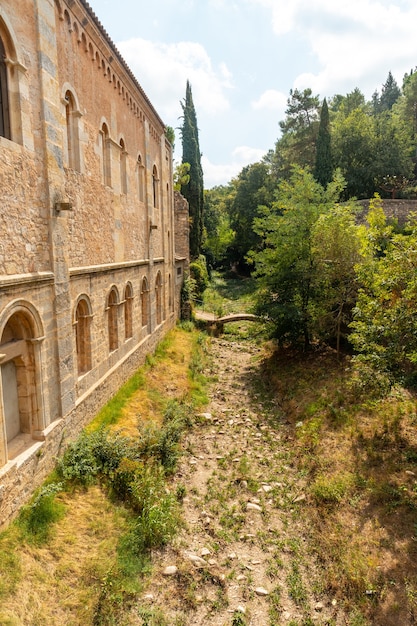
[18,482,64,542]
[56,432,101,486]
[190,255,209,298]
[129,491,180,553]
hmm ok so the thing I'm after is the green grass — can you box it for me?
[0,326,209,625]
[89,368,147,429]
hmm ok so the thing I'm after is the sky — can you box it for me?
[87,0,417,188]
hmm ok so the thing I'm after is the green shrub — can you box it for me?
[129,491,180,553]
[56,432,101,485]
[190,256,209,298]
[18,482,64,542]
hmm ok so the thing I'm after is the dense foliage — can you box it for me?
[180,81,204,259]
[199,68,417,387]
[251,168,361,350]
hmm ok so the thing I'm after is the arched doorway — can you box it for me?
[0,306,44,462]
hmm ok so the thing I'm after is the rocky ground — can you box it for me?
[137,336,351,625]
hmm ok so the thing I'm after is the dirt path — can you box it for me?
[138,336,350,626]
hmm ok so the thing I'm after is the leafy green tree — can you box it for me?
[252,167,347,348]
[373,71,401,113]
[332,105,376,198]
[373,109,414,196]
[173,162,190,192]
[227,161,273,273]
[329,88,366,117]
[312,200,362,354]
[314,98,333,187]
[350,206,417,386]
[272,88,320,180]
[203,185,235,269]
[180,81,204,258]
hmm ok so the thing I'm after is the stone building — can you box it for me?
[0,0,188,527]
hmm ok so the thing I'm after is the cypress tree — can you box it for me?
[314,98,333,188]
[180,81,204,259]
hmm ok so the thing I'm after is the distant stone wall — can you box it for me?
[357,199,417,225]
[174,191,190,317]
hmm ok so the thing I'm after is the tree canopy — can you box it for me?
[180,81,204,259]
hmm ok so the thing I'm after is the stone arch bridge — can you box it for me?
[194,310,260,335]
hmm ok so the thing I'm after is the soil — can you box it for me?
[136,335,351,625]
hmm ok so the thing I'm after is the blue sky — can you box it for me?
[87,0,417,188]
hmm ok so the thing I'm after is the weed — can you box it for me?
[137,606,170,625]
[18,482,65,543]
[232,611,248,625]
[311,472,355,504]
[268,585,281,624]
[176,483,187,501]
[286,561,308,608]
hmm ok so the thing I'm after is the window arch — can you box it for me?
[64,89,80,171]
[152,165,159,209]
[155,271,163,325]
[74,296,92,375]
[119,137,127,194]
[0,34,10,140]
[0,303,45,464]
[136,154,145,202]
[124,283,133,340]
[141,277,150,329]
[107,287,119,351]
[101,122,111,187]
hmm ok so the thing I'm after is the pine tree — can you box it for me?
[379,71,401,111]
[180,81,204,259]
[314,98,333,187]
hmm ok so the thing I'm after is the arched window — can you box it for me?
[155,271,163,325]
[124,283,133,339]
[74,297,92,375]
[0,34,11,140]
[137,154,145,202]
[101,122,111,187]
[0,306,44,463]
[107,287,119,351]
[64,90,80,171]
[119,138,127,194]
[152,165,159,209]
[141,277,149,329]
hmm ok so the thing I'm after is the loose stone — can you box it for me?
[247,502,262,511]
[255,587,269,596]
[186,553,208,567]
[163,566,178,576]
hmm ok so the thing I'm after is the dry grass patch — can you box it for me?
[113,328,195,437]
[259,344,417,624]
[0,486,130,626]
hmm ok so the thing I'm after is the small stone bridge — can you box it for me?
[194,310,260,335]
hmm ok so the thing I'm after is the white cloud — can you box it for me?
[252,89,287,113]
[249,0,417,98]
[117,38,233,121]
[202,145,267,188]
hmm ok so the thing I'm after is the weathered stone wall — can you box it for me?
[0,322,168,527]
[174,191,190,316]
[0,0,188,528]
[357,199,417,225]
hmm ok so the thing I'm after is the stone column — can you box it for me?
[35,0,76,418]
